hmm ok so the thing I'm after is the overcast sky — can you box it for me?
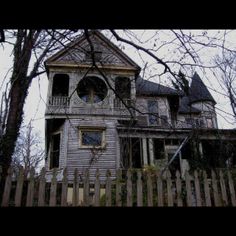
[0,30,236,144]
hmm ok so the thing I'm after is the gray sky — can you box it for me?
[0,30,235,144]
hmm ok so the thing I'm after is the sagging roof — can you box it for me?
[136,76,183,97]
[189,72,216,105]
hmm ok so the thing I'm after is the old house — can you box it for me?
[44,30,236,181]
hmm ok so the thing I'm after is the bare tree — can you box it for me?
[0,29,81,180]
[11,122,44,177]
[214,51,236,120]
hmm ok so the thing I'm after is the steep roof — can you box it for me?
[178,96,201,114]
[45,30,141,74]
[189,72,216,105]
[136,76,183,97]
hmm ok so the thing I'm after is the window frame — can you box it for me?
[49,131,61,169]
[147,99,160,126]
[79,127,106,149]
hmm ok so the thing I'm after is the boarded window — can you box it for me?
[50,133,60,169]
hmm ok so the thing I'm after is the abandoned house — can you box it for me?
[44,30,236,181]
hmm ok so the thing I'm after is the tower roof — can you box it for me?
[188,72,216,105]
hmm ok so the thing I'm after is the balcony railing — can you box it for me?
[49,96,70,107]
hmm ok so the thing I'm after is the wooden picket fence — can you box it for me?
[1,166,236,207]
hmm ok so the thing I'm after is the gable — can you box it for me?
[45,31,140,72]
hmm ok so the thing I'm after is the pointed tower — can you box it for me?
[188,72,218,128]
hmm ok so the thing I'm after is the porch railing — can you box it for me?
[49,96,70,107]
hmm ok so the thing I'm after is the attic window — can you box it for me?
[77,76,108,104]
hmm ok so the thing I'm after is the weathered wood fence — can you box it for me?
[1,167,236,207]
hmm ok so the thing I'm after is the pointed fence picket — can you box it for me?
[0,167,236,207]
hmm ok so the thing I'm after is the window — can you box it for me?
[206,118,213,128]
[148,100,159,125]
[77,76,108,104]
[50,133,60,169]
[79,127,106,148]
[52,74,69,97]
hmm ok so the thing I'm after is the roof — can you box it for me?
[136,76,183,97]
[189,72,216,105]
[178,96,201,114]
[44,30,141,74]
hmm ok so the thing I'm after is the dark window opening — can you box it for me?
[153,139,165,159]
[77,76,108,104]
[50,133,60,169]
[52,74,69,97]
[115,77,131,99]
[120,138,142,169]
[168,96,179,126]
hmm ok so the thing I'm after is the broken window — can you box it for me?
[79,127,105,148]
[50,133,60,169]
[52,74,69,97]
[148,100,159,125]
[77,76,108,104]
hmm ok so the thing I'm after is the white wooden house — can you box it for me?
[44,30,236,181]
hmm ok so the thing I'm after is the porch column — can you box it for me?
[142,138,148,165]
[148,138,154,165]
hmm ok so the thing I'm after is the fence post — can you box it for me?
[126,169,132,207]
[185,170,193,206]
[83,169,90,206]
[26,167,35,206]
[194,170,202,207]
[61,168,68,206]
[49,168,57,206]
[116,169,122,207]
[147,170,153,206]
[94,169,100,207]
[15,167,24,206]
[211,170,221,206]
[166,170,173,207]
[175,170,183,207]
[72,168,79,206]
[227,170,236,206]
[219,170,228,206]
[157,171,163,206]
[1,167,12,207]
[38,167,46,206]
[105,169,111,207]
[203,170,211,206]
[137,169,143,207]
